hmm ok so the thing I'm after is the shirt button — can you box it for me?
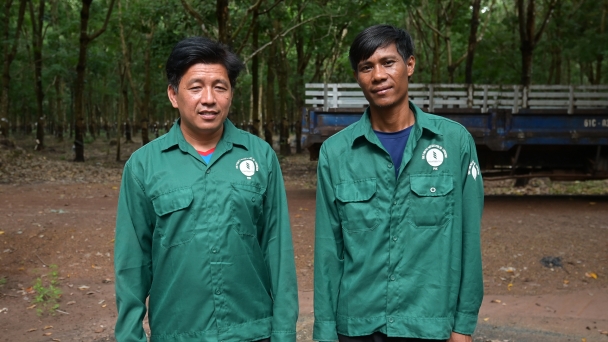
[390,275,396,281]
[430,187,436,193]
[392,236,398,242]
[211,248,218,254]
[387,163,393,169]
[215,289,222,295]
[251,197,256,202]
[388,317,394,323]
[393,201,397,205]
[206,169,211,174]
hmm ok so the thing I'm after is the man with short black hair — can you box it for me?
[313,25,484,342]
[114,36,298,342]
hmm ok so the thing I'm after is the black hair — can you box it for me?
[349,24,415,71]
[166,36,244,92]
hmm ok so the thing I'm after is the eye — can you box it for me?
[359,65,372,72]
[384,60,395,66]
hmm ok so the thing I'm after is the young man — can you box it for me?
[114,37,298,342]
[313,25,484,342]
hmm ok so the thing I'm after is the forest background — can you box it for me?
[1,0,607,161]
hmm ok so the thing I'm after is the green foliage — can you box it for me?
[1,0,606,139]
[0,276,7,286]
[32,264,62,316]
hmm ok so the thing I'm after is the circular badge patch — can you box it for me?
[425,148,444,167]
[239,160,256,177]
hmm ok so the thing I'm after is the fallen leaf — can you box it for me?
[91,264,101,269]
[112,186,118,190]
[0,231,4,235]
[86,291,95,295]
[585,272,598,279]
[563,279,570,284]
[600,331,608,335]
[26,304,36,309]
[43,332,52,336]
[507,283,513,291]
[67,301,76,305]
[102,278,112,283]
[28,328,37,332]
[77,285,90,290]
[490,299,501,304]
[94,327,105,333]
[25,286,35,294]
[44,325,53,330]
[52,339,61,342]
[483,317,489,321]
[102,304,107,308]
[582,338,586,342]
[294,214,302,218]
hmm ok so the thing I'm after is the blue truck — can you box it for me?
[301,83,608,181]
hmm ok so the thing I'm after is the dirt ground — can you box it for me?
[1,135,607,342]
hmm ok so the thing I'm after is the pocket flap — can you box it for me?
[410,174,453,197]
[231,182,265,195]
[152,187,194,216]
[335,178,377,202]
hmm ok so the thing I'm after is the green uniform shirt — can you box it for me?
[313,102,484,341]
[114,119,298,342]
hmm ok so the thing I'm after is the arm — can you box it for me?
[260,151,298,342]
[453,134,484,335]
[313,145,344,341]
[114,162,154,342]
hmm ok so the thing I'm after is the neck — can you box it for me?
[369,102,415,132]
[181,125,223,152]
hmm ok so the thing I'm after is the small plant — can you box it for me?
[32,264,62,316]
[0,276,7,286]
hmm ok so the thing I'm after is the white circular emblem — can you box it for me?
[425,148,444,167]
[239,160,256,177]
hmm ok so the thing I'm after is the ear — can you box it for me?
[167,85,179,109]
[406,56,416,77]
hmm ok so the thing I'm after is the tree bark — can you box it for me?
[465,0,481,84]
[517,0,556,87]
[1,0,27,140]
[73,0,116,162]
[29,0,46,150]
[217,0,230,44]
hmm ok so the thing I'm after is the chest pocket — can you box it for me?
[408,174,454,229]
[152,187,194,248]
[230,182,266,236]
[335,178,380,232]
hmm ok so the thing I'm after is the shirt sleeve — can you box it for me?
[453,133,484,335]
[114,161,154,342]
[259,151,299,342]
[313,145,344,341]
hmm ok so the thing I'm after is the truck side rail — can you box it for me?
[305,83,608,114]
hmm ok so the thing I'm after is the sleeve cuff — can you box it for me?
[313,320,338,341]
[271,330,296,342]
[453,311,479,336]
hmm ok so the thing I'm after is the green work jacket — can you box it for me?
[313,102,484,341]
[114,119,298,342]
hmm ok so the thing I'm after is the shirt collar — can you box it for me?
[349,100,442,146]
[160,118,250,152]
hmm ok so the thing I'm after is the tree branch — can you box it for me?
[243,13,331,63]
[533,0,557,44]
[88,0,116,42]
[414,6,447,39]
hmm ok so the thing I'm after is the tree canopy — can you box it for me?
[1,0,606,158]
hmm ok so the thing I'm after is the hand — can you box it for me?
[447,332,472,342]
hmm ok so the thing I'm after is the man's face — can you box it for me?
[167,63,232,139]
[354,43,415,111]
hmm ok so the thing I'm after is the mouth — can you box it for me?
[372,86,392,95]
[198,111,219,120]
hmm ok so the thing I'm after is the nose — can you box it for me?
[371,65,387,82]
[200,87,216,106]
